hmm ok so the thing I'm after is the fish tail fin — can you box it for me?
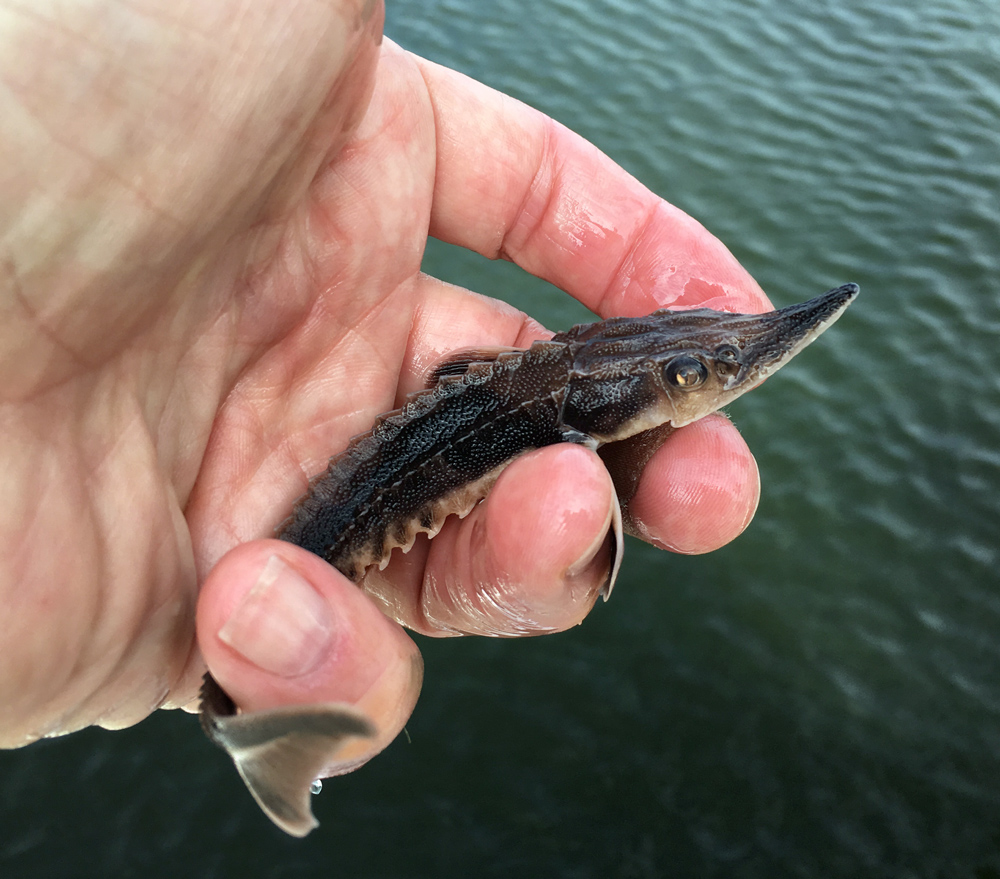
[203,692,375,837]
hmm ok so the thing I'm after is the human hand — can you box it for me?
[0,0,767,764]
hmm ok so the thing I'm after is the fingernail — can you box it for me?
[218,555,333,678]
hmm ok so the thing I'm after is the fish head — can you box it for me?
[565,283,859,440]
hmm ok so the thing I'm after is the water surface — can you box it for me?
[3,1,999,876]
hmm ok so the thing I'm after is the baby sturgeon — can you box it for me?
[200,283,859,836]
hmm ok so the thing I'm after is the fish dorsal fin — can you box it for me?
[205,702,375,837]
[427,346,523,383]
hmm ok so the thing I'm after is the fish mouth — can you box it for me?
[730,283,860,389]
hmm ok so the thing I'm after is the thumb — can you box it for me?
[196,539,422,780]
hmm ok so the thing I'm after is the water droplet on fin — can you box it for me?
[310,779,323,796]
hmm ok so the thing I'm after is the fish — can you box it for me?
[200,283,859,836]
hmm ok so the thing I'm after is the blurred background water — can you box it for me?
[4,0,1000,876]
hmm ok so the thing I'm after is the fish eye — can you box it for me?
[664,356,708,389]
[715,344,740,363]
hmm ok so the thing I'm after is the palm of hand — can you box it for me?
[1,1,764,752]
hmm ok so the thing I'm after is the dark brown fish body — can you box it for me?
[200,283,859,836]
[279,338,578,582]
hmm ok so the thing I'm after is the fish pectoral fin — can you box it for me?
[556,426,623,600]
[427,346,522,382]
[602,478,624,601]
[210,703,376,838]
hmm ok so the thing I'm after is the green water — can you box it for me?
[4,1,999,876]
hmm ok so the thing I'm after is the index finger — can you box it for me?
[413,51,771,318]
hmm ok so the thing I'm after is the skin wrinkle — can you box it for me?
[2,259,93,372]
[0,438,43,597]
[415,446,609,637]
[94,599,194,730]
[302,166,431,352]
[475,584,564,637]
[6,0,211,80]
[494,111,553,264]
[399,284,442,389]
[514,139,644,309]
[4,28,183,231]
[413,54,523,262]
[69,412,178,729]
[5,247,202,403]
[123,1,220,41]
[51,123,167,220]
[8,10,368,400]
[400,284,546,394]
[234,270,383,434]
[418,506,494,636]
[299,315,397,436]
[631,416,760,555]
[592,198,663,317]
[97,678,172,730]
[421,534,600,639]
[421,560,563,638]
[449,107,690,322]
[189,382,288,571]
[393,288,423,405]
[304,171,360,275]
[157,488,202,710]
[154,319,240,494]
[88,603,174,731]
[1,1,81,42]
[411,54,447,242]
[10,477,99,736]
